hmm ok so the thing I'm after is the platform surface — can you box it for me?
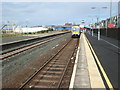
[70,33,106,89]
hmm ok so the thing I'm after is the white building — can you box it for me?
[14,26,48,33]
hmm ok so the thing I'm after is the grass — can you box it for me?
[1,33,23,37]
[1,28,54,37]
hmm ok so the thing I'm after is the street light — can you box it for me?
[110,0,112,24]
[91,6,107,40]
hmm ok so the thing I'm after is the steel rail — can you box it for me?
[57,39,78,88]
[0,35,65,60]
[1,32,70,51]
[18,38,72,90]
[1,38,49,55]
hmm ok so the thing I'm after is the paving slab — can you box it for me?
[69,32,105,89]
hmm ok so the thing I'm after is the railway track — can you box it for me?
[19,38,79,89]
[0,34,67,60]
[1,32,70,51]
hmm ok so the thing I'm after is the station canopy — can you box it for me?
[84,26,92,29]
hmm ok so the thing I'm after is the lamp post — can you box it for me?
[91,7,107,40]
[110,0,112,24]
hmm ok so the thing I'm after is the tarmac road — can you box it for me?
[85,32,119,88]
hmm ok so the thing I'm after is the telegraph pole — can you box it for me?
[110,0,112,24]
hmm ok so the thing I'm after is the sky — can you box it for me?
[1,1,119,27]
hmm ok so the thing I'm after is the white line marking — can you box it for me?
[69,34,81,89]
[101,39,120,49]
[69,46,80,89]
[92,35,119,49]
[85,35,114,89]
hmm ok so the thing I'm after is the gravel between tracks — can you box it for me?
[60,39,78,88]
[22,38,79,88]
[2,33,71,88]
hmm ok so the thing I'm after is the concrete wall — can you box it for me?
[93,28,120,40]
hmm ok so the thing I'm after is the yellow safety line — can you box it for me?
[84,34,114,90]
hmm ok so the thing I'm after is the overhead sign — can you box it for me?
[108,24,114,28]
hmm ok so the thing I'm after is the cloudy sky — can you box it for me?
[1,1,119,27]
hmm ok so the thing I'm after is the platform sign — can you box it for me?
[108,24,114,28]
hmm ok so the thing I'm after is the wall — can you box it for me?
[93,27,120,40]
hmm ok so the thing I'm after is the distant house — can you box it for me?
[65,23,72,26]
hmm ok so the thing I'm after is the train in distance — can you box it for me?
[71,26,81,38]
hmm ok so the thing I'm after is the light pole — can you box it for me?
[110,0,112,24]
[91,7,107,40]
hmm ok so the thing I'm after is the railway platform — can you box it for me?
[2,31,118,89]
[69,33,105,88]
[84,32,118,88]
[1,31,67,45]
